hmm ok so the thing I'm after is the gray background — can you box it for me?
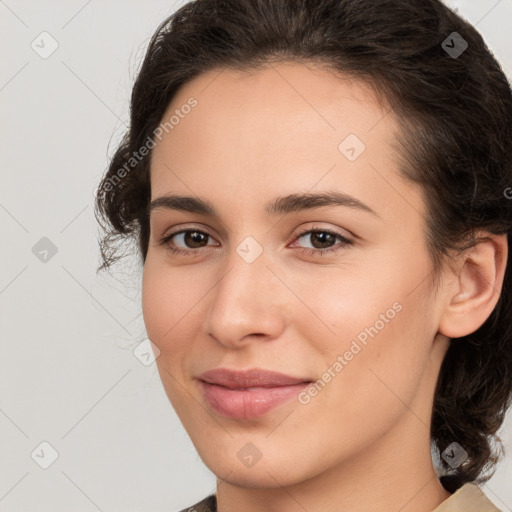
[1,1,511,511]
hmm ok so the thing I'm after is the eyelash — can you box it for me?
[158,225,353,258]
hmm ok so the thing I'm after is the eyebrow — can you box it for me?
[148,191,381,219]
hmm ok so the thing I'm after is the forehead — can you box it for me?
[154,61,393,158]
[149,61,422,222]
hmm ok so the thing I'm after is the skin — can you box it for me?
[141,61,508,512]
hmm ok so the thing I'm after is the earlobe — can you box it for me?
[438,233,508,339]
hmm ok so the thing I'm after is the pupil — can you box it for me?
[312,232,333,249]
[186,231,206,248]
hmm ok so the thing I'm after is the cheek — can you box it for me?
[291,301,431,467]
[301,260,433,400]
[141,264,168,343]
[290,264,402,352]
[141,261,198,353]
[141,262,203,409]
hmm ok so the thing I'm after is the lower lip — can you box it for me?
[199,381,310,419]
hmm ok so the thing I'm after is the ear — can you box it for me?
[438,233,508,339]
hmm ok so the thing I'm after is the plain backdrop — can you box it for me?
[1,1,511,511]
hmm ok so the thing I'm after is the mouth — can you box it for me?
[197,368,313,419]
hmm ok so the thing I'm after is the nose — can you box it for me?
[203,248,287,349]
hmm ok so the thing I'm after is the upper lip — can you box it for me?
[198,368,312,389]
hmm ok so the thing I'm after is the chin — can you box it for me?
[195,442,318,489]
[207,461,304,489]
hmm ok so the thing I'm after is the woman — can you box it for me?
[95,0,512,510]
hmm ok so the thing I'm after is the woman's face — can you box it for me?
[142,62,450,488]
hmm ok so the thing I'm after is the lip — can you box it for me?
[197,368,312,419]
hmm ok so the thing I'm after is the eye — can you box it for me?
[158,224,353,257]
[158,228,217,256]
[290,225,353,256]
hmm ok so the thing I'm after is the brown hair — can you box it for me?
[95,0,512,488]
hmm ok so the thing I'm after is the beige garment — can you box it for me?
[432,483,502,512]
[180,482,502,512]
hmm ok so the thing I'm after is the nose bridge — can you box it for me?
[203,241,285,346]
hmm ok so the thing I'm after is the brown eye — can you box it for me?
[291,226,354,256]
[181,231,210,248]
[159,229,217,255]
[158,225,354,258]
